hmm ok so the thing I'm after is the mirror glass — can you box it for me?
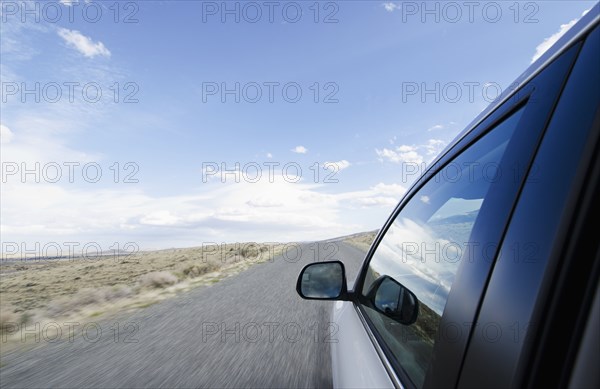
[300,262,344,299]
[371,276,419,325]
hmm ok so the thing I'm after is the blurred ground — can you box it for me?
[0,239,369,388]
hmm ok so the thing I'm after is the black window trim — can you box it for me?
[350,94,531,389]
[352,90,533,299]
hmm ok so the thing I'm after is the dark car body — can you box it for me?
[298,5,600,388]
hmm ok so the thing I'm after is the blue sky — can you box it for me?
[1,1,596,251]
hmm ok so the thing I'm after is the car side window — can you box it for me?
[359,106,525,388]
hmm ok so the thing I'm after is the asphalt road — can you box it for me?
[0,240,367,389]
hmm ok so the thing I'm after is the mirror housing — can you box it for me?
[366,275,419,325]
[296,261,349,300]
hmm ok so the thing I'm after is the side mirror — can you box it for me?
[366,275,419,325]
[296,261,348,300]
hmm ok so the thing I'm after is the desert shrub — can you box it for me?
[0,306,20,333]
[46,300,69,317]
[139,271,178,288]
[45,286,135,317]
[240,244,260,259]
[180,260,220,279]
[46,288,105,316]
[104,285,134,300]
[72,288,107,305]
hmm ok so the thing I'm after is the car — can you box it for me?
[296,5,600,389]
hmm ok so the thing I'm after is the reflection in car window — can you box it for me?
[360,107,524,388]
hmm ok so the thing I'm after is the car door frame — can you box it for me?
[458,22,600,388]
[342,39,584,389]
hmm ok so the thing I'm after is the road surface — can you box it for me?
[0,240,367,388]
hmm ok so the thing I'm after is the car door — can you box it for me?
[333,37,583,389]
[459,22,600,388]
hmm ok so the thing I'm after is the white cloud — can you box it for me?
[0,180,332,247]
[346,183,406,208]
[57,28,111,58]
[1,124,14,144]
[325,160,351,171]
[376,145,423,164]
[1,166,411,249]
[382,2,398,12]
[266,153,273,158]
[140,211,181,227]
[354,196,397,207]
[0,115,101,165]
[424,139,446,156]
[372,183,405,197]
[531,10,589,64]
[59,0,79,6]
[376,139,447,165]
[427,124,444,132]
[246,198,283,208]
[1,114,410,246]
[291,145,308,154]
[0,106,399,248]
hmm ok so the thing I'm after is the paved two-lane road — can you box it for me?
[0,240,366,388]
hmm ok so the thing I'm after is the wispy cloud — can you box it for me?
[377,145,423,164]
[0,124,14,144]
[531,9,589,64]
[57,28,111,58]
[291,145,308,154]
[325,160,351,171]
[346,183,406,207]
[382,2,398,12]
[376,139,446,165]
[427,124,444,132]
[59,0,80,6]
[1,174,406,248]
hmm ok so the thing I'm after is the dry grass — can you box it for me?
[0,305,22,332]
[0,242,285,351]
[45,286,135,316]
[139,271,178,289]
[343,230,378,253]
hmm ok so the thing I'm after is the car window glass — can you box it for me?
[360,106,524,388]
